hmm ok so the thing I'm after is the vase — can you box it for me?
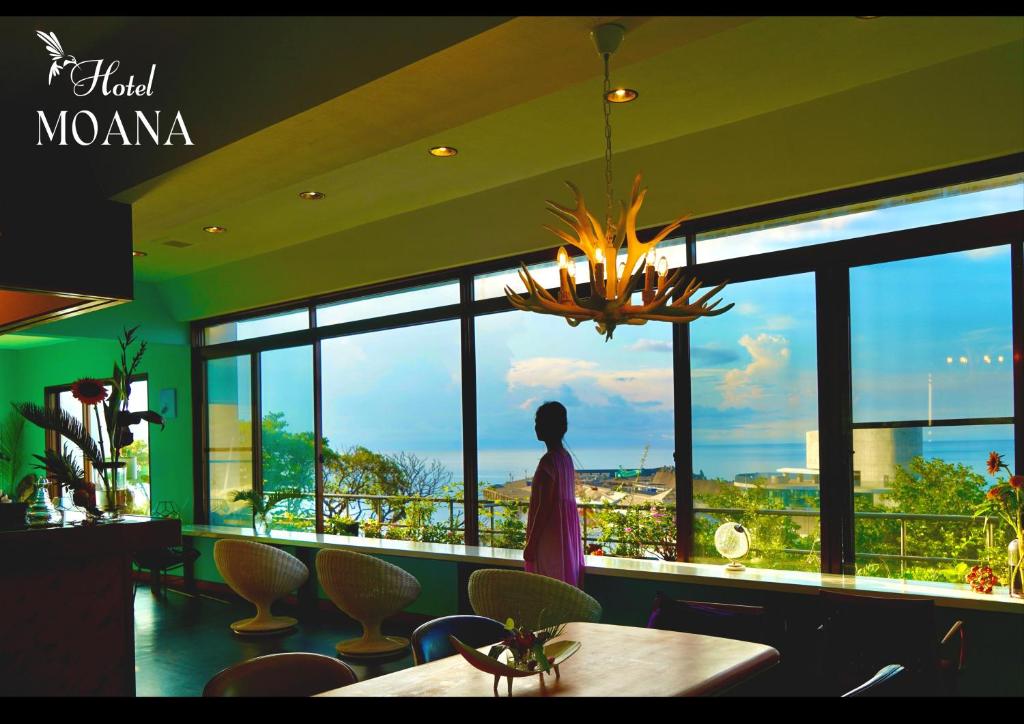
[254,513,271,535]
[96,462,127,519]
[27,480,55,528]
[1010,538,1023,599]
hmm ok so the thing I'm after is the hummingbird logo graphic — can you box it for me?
[36,30,77,85]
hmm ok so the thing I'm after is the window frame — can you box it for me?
[45,373,151,512]
[190,152,1024,575]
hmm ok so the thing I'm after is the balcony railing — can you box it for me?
[281,493,1001,578]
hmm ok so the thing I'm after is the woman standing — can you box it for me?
[523,401,584,588]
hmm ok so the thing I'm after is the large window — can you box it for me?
[476,308,675,555]
[320,322,463,541]
[690,274,820,572]
[195,157,1024,584]
[850,247,1015,582]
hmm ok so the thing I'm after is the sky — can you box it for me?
[210,177,1024,485]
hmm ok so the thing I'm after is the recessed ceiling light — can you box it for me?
[298,191,325,200]
[605,88,638,103]
[132,250,147,257]
[429,146,458,157]
[203,226,227,234]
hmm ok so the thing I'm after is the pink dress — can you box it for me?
[523,448,584,588]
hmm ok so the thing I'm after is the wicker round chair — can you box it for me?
[467,569,602,631]
[213,540,309,634]
[316,549,422,656]
[203,652,358,697]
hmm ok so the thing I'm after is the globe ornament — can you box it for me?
[714,522,750,571]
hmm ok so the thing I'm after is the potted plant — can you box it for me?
[975,452,1024,598]
[325,515,360,536]
[231,487,303,534]
[13,326,164,519]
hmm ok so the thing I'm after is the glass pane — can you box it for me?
[317,281,459,326]
[690,273,820,572]
[852,424,1014,583]
[474,239,687,301]
[207,356,252,526]
[475,310,675,558]
[697,174,1023,263]
[320,322,463,541]
[205,309,308,345]
[260,346,315,531]
[851,247,1013,422]
[851,247,1014,583]
[122,379,151,515]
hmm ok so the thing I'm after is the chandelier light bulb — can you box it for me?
[618,261,626,279]
[984,355,992,364]
[557,247,569,269]
[657,256,669,276]
[946,356,954,364]
[594,247,605,265]
[567,257,577,279]
[959,356,969,365]
[998,355,1005,363]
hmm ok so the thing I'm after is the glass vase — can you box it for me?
[97,463,127,519]
[254,512,272,536]
[1010,538,1023,599]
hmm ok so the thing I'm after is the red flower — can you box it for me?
[987,487,1002,500]
[71,378,108,405]
[1010,476,1024,490]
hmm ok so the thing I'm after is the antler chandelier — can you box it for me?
[504,23,733,340]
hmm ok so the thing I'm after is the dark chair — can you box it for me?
[647,592,774,645]
[817,590,965,697]
[202,652,358,697]
[841,664,908,697]
[133,545,200,597]
[410,615,509,665]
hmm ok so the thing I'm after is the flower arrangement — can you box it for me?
[966,564,999,594]
[486,618,566,673]
[973,451,1023,595]
[13,326,164,518]
[230,487,303,532]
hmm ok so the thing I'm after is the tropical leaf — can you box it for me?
[32,444,85,491]
[13,402,103,466]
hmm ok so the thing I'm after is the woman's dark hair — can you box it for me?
[535,401,568,442]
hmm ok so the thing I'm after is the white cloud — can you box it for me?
[720,334,791,409]
[506,357,673,410]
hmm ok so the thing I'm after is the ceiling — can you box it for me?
[4,16,1023,322]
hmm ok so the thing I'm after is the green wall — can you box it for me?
[0,282,194,519]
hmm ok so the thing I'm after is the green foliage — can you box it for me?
[593,503,676,560]
[483,498,527,549]
[0,409,26,496]
[694,479,818,572]
[14,401,104,467]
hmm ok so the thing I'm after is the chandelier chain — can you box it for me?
[602,52,614,240]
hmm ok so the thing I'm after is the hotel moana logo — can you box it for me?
[35,30,194,147]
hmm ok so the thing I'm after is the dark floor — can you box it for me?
[133,585,417,697]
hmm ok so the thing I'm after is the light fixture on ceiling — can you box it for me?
[298,191,325,200]
[605,87,638,103]
[132,250,147,258]
[503,23,733,340]
[429,146,458,157]
[203,225,227,234]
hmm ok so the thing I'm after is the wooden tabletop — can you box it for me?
[317,622,779,697]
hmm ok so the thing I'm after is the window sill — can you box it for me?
[182,524,1024,614]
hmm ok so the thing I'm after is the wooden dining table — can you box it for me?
[317,621,780,697]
